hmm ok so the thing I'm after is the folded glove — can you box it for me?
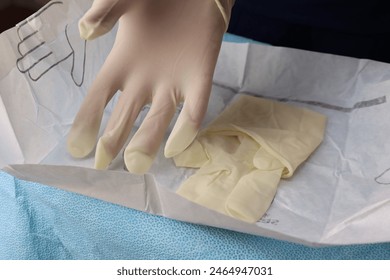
[174,94,327,223]
[66,0,235,174]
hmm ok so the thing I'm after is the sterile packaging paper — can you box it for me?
[1,0,390,246]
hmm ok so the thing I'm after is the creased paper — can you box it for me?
[1,0,390,246]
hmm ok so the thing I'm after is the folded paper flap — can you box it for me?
[3,164,148,210]
[202,94,327,177]
[3,163,300,244]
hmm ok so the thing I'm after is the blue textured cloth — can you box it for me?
[1,171,389,260]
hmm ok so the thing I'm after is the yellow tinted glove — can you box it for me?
[67,0,235,174]
[174,95,327,223]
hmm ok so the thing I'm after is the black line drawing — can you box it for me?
[214,82,387,112]
[267,95,387,113]
[15,0,86,87]
[375,168,390,185]
[258,213,279,225]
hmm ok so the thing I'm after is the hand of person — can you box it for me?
[67,0,234,174]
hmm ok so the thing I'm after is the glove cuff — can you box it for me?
[214,0,235,31]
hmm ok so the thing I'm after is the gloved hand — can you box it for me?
[174,95,327,223]
[67,0,235,174]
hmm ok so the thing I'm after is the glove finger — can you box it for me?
[177,166,235,215]
[253,147,286,171]
[164,84,211,158]
[225,168,284,223]
[67,54,123,158]
[79,0,124,40]
[124,90,177,174]
[173,139,208,168]
[94,86,148,170]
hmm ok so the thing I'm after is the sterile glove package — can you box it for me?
[1,0,390,246]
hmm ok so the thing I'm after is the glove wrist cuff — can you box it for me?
[214,0,235,31]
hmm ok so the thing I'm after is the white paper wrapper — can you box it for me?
[1,0,390,246]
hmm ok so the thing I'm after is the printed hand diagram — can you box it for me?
[16,1,86,86]
[375,168,390,185]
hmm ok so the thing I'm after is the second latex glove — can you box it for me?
[174,95,327,223]
[67,0,234,174]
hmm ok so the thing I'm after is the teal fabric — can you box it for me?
[223,33,258,43]
[0,171,389,260]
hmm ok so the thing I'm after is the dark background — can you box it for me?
[0,5,37,32]
[1,0,390,63]
[228,0,390,62]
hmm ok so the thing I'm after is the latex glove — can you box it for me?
[174,95,327,223]
[67,0,235,174]
[16,1,86,85]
